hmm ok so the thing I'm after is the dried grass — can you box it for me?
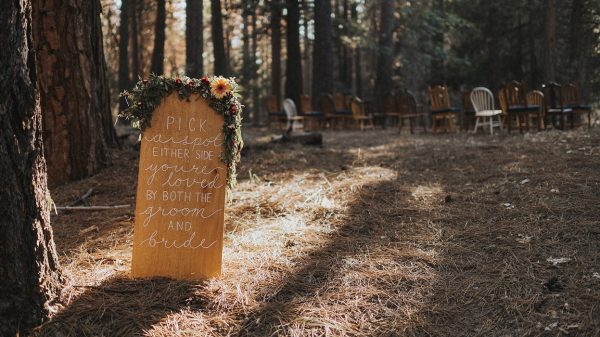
[33,128,600,337]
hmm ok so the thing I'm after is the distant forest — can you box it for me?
[100,0,600,123]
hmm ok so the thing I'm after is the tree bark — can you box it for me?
[430,0,445,85]
[0,1,62,335]
[150,0,166,74]
[312,0,333,107]
[186,0,204,77]
[130,0,140,80]
[251,6,260,124]
[375,0,395,101]
[33,0,118,186]
[285,0,303,107]
[543,0,556,83]
[211,0,228,75]
[351,2,362,98]
[118,0,130,111]
[271,1,282,106]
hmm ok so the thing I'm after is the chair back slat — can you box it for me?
[351,97,364,117]
[397,90,418,115]
[470,87,495,113]
[503,81,528,107]
[300,95,312,113]
[282,98,298,119]
[561,84,580,107]
[526,90,545,115]
[268,95,279,113]
[320,94,336,116]
[428,85,451,111]
[332,93,347,111]
[544,82,563,109]
[383,94,397,113]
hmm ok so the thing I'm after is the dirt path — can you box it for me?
[35,129,600,337]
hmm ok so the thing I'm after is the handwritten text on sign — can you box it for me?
[131,94,226,280]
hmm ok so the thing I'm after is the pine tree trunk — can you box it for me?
[186,0,204,77]
[130,0,140,80]
[430,0,445,85]
[351,2,362,97]
[118,0,130,111]
[271,1,282,106]
[375,0,395,103]
[251,8,260,125]
[0,1,62,335]
[33,0,118,186]
[285,0,303,107]
[312,0,333,107]
[211,0,228,75]
[302,0,311,97]
[543,0,556,83]
[150,0,166,75]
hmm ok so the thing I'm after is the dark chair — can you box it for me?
[561,84,592,128]
[397,90,427,134]
[499,81,541,132]
[544,82,574,130]
[427,85,460,133]
[321,94,348,129]
[350,97,374,130]
[267,95,285,129]
[462,90,476,131]
[300,95,323,130]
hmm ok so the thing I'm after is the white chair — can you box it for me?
[282,98,304,131]
[470,87,503,135]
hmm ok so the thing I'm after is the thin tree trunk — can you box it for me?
[118,0,130,111]
[130,0,140,80]
[375,0,395,102]
[312,0,333,107]
[569,0,587,98]
[251,6,260,124]
[150,0,166,74]
[271,1,282,105]
[0,1,62,335]
[211,0,228,75]
[430,0,445,85]
[285,0,303,107]
[351,2,362,97]
[186,0,204,77]
[543,0,556,83]
[34,0,118,186]
[528,0,539,87]
[302,0,311,97]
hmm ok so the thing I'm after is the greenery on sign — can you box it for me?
[119,74,243,188]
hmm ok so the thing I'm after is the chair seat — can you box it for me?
[565,104,591,111]
[475,109,502,117]
[334,109,352,115]
[288,116,304,121]
[401,113,427,118]
[507,105,540,112]
[548,108,573,113]
[431,107,460,114]
[302,111,324,116]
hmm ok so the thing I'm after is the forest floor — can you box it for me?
[34,127,600,337]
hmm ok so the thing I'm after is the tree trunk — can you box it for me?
[251,7,260,125]
[211,0,228,75]
[186,0,204,77]
[543,0,556,83]
[302,0,311,97]
[0,1,62,335]
[271,1,282,106]
[430,0,445,85]
[150,0,166,74]
[569,0,588,98]
[351,2,362,98]
[375,0,395,102]
[130,0,140,80]
[118,0,130,111]
[285,0,303,107]
[312,0,333,107]
[33,0,118,186]
[528,0,539,87]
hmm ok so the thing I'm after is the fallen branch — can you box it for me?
[69,188,94,206]
[56,205,130,211]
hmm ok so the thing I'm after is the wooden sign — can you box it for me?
[131,93,226,280]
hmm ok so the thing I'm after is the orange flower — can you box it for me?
[210,77,231,99]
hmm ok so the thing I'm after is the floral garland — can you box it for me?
[119,74,243,188]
